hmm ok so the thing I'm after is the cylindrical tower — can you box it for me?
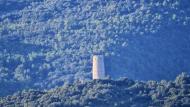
[92,55,106,79]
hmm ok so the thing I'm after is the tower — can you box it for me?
[92,55,106,79]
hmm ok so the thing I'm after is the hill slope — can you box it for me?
[0,0,190,96]
[1,73,190,107]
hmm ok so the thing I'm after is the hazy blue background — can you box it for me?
[0,0,190,96]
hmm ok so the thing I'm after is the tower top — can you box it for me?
[93,54,104,59]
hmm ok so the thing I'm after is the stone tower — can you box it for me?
[92,55,106,79]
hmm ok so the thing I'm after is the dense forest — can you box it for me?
[1,73,190,107]
[0,0,190,96]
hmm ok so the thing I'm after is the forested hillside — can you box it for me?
[1,73,190,107]
[0,0,190,96]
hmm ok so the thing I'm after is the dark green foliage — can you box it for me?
[1,73,190,107]
[0,0,190,96]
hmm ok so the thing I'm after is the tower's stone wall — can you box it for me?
[92,55,106,79]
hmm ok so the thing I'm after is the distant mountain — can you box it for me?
[1,73,190,107]
[0,0,190,96]
[0,0,44,14]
